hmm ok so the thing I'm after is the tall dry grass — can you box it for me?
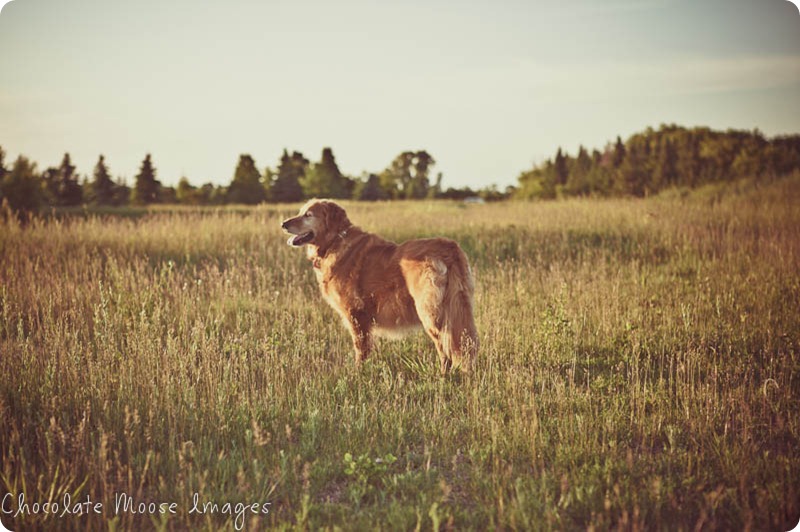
[1,176,798,530]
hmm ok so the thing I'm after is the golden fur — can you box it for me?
[282,199,478,372]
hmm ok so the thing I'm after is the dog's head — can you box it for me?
[281,199,351,249]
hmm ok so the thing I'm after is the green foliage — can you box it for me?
[652,138,678,190]
[407,151,434,199]
[0,155,43,214]
[380,151,436,199]
[516,125,800,199]
[112,180,131,206]
[270,149,306,203]
[227,154,267,204]
[1,143,498,208]
[343,452,398,503]
[175,176,197,204]
[132,154,160,205]
[43,153,83,206]
[6,122,799,212]
[566,145,592,195]
[554,147,568,187]
[354,173,388,201]
[90,155,116,206]
[175,177,221,205]
[158,184,177,204]
[301,147,352,199]
[618,137,649,196]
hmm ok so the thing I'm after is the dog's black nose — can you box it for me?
[281,220,288,229]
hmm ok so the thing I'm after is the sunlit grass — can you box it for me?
[1,176,799,530]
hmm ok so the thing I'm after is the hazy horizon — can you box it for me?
[1,0,799,190]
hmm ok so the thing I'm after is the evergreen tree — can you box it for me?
[0,146,6,183]
[566,146,592,195]
[53,153,83,206]
[653,139,678,190]
[91,155,115,205]
[554,147,569,187]
[677,135,701,187]
[618,139,648,196]
[1,156,43,214]
[301,147,349,199]
[586,149,611,194]
[42,167,58,204]
[516,125,800,199]
[0,147,6,207]
[132,154,160,205]
[228,154,267,204]
[611,136,626,168]
[270,150,306,202]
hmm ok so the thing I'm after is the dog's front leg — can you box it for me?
[347,314,373,364]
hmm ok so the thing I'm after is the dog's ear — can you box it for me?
[324,202,351,233]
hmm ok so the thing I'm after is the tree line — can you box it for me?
[0,146,503,214]
[3,124,799,213]
[514,124,800,199]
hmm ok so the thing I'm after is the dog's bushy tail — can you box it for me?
[440,246,478,371]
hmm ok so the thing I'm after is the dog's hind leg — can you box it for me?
[406,259,453,373]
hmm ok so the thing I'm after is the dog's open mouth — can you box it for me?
[287,231,314,246]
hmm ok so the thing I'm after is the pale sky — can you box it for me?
[1,0,799,190]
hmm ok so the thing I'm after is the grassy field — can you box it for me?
[1,176,799,530]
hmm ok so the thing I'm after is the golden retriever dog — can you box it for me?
[281,199,478,373]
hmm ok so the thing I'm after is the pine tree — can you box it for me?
[0,146,6,183]
[132,154,160,205]
[228,154,267,204]
[612,136,626,168]
[554,148,568,187]
[55,153,83,206]
[653,139,678,190]
[566,146,592,195]
[618,140,648,196]
[270,150,306,203]
[1,156,43,214]
[91,155,115,205]
[677,134,701,187]
[515,125,800,199]
[301,148,349,199]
